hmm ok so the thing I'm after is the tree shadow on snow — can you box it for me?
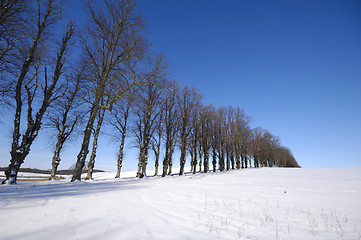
[0,178,146,201]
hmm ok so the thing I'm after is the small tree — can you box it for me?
[48,69,85,180]
[110,90,135,178]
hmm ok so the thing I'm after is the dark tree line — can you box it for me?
[1,0,299,184]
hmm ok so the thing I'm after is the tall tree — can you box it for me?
[216,107,227,171]
[71,0,148,181]
[250,127,262,168]
[134,75,165,178]
[188,102,201,174]
[161,80,179,177]
[201,105,213,173]
[2,0,73,184]
[178,86,201,176]
[151,109,163,176]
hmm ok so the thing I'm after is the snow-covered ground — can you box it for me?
[0,168,360,239]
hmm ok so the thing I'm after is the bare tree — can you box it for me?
[151,108,163,176]
[178,86,202,176]
[188,102,201,174]
[71,0,149,181]
[230,107,251,169]
[85,97,109,180]
[133,75,165,178]
[224,106,234,171]
[250,127,262,168]
[250,128,276,167]
[110,90,135,178]
[274,146,297,167]
[200,105,213,173]
[277,147,299,167]
[215,107,227,171]
[2,0,73,184]
[48,68,84,180]
[161,80,179,177]
[240,125,252,168]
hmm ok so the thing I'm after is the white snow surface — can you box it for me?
[1,168,360,240]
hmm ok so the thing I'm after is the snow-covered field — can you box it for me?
[1,168,360,240]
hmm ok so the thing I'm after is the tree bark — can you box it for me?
[115,131,126,178]
[168,148,174,176]
[49,136,64,180]
[203,151,209,173]
[244,154,248,168]
[212,151,217,172]
[86,107,106,180]
[179,138,187,176]
[235,150,241,169]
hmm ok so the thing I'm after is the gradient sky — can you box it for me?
[1,0,360,171]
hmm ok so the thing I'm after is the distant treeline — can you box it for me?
[0,0,299,184]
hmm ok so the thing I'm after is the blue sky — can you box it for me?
[1,0,360,171]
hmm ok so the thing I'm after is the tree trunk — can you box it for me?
[235,151,241,169]
[244,154,248,168]
[203,150,209,173]
[86,108,106,180]
[162,152,169,177]
[136,150,142,177]
[212,149,217,172]
[153,143,160,176]
[198,147,203,174]
[115,132,126,178]
[72,104,98,181]
[168,151,173,176]
[72,65,108,182]
[3,147,29,184]
[179,140,187,175]
[241,155,245,169]
[189,151,194,174]
[49,137,64,180]
[140,148,148,178]
[219,148,225,171]
[231,152,235,170]
[226,149,230,171]
[154,152,159,176]
[193,150,198,174]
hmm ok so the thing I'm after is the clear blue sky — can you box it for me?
[1,0,360,171]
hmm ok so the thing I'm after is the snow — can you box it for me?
[0,168,360,239]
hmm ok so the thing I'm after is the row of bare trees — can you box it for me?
[0,0,298,184]
[94,77,299,179]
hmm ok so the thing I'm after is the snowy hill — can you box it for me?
[1,168,360,239]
